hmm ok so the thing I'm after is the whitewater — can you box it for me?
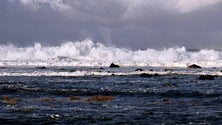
[0,39,221,67]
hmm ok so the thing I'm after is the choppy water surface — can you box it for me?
[0,66,222,124]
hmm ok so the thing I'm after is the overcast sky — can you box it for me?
[1,0,222,49]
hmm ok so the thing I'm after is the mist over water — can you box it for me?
[0,39,221,67]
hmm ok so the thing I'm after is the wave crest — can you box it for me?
[0,39,221,67]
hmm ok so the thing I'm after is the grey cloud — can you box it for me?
[0,0,222,49]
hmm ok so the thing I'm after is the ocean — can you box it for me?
[0,40,222,124]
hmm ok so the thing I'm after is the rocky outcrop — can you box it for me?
[188,64,202,69]
[36,66,47,69]
[135,68,144,71]
[140,73,160,78]
[198,75,215,80]
[109,63,120,68]
[164,69,173,72]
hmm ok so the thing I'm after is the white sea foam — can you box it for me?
[0,69,221,77]
[0,39,222,67]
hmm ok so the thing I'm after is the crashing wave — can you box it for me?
[0,39,222,67]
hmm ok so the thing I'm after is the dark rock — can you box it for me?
[59,68,76,72]
[149,69,154,71]
[140,73,160,78]
[36,66,47,69]
[109,63,120,68]
[148,111,154,115]
[67,69,76,72]
[162,98,171,104]
[153,73,160,77]
[59,68,66,71]
[188,64,201,69]
[135,68,144,71]
[140,73,152,77]
[198,75,215,80]
[162,83,176,87]
[164,69,173,72]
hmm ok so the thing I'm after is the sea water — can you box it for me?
[0,40,222,124]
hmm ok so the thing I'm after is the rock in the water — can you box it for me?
[87,95,114,102]
[140,73,160,78]
[36,66,47,69]
[109,63,120,68]
[162,98,171,104]
[153,73,160,77]
[198,75,215,80]
[188,64,202,69]
[2,96,18,105]
[162,83,176,87]
[164,69,173,72]
[70,96,80,100]
[135,68,144,71]
[140,73,152,77]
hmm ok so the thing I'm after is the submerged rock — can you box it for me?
[87,95,114,102]
[198,75,215,80]
[10,107,36,113]
[162,83,176,87]
[162,98,171,104]
[40,98,56,102]
[59,68,76,72]
[109,63,120,68]
[1,96,18,105]
[70,96,80,100]
[188,64,202,69]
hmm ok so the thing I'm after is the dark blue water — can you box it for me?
[0,67,222,124]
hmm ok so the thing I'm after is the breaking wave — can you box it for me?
[0,39,222,67]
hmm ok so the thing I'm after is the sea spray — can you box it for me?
[0,39,221,67]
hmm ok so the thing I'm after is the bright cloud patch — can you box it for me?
[175,0,222,12]
[17,0,222,14]
[20,0,71,11]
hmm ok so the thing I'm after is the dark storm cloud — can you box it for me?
[0,0,222,49]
